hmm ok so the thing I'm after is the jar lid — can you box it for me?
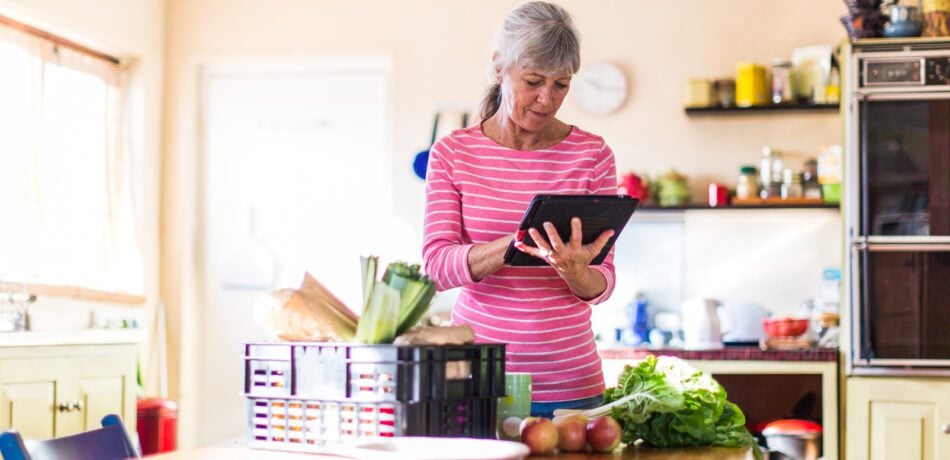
[762,419,822,436]
[740,165,757,174]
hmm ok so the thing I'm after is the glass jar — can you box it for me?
[781,168,803,199]
[736,165,759,200]
[770,59,794,105]
[713,79,736,108]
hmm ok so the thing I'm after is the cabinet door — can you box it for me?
[79,376,125,432]
[847,377,950,460]
[0,358,68,439]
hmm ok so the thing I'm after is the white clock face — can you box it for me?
[571,62,628,116]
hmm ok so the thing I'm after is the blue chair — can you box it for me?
[0,414,139,460]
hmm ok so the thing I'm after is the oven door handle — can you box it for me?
[866,242,950,251]
[855,91,950,101]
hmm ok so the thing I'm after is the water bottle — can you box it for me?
[631,293,650,345]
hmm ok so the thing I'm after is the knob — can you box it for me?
[942,424,950,434]
[70,400,83,412]
[57,402,72,413]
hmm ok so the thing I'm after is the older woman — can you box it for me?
[422,1,618,418]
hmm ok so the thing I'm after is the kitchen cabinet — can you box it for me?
[846,376,950,460]
[601,349,839,460]
[0,342,137,440]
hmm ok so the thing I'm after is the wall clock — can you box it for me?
[571,61,628,116]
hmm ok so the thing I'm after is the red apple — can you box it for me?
[555,414,589,452]
[586,416,622,453]
[520,416,558,455]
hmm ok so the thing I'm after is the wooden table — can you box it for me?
[143,445,755,459]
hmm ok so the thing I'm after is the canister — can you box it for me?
[684,78,713,108]
[735,62,768,107]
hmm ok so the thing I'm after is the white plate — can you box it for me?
[337,437,530,460]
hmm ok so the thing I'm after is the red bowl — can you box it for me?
[762,317,809,338]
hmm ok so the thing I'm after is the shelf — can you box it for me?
[684,103,840,115]
[638,203,839,211]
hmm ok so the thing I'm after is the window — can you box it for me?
[0,16,142,302]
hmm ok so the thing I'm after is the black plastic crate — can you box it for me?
[244,342,506,402]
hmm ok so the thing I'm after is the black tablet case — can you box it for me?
[502,195,639,266]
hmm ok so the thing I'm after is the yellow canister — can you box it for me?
[736,62,768,107]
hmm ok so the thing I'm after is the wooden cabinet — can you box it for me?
[846,377,950,460]
[603,357,840,460]
[0,343,137,440]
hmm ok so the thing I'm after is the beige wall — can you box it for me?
[163,0,846,446]
[0,0,165,387]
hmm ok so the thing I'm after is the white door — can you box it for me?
[200,60,391,444]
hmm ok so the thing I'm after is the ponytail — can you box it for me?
[479,83,502,120]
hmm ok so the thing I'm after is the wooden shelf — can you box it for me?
[684,103,840,115]
[638,202,839,211]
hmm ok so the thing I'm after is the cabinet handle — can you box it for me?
[942,424,950,434]
[70,400,83,412]
[57,402,72,413]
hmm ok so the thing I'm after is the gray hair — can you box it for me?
[480,1,581,120]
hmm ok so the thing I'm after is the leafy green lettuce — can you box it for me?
[603,355,760,455]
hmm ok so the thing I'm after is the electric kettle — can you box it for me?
[681,298,724,350]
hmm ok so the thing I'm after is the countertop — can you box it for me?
[599,346,838,362]
[0,329,142,347]
[143,445,756,459]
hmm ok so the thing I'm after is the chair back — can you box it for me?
[0,414,139,460]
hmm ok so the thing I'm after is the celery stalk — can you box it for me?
[355,283,400,344]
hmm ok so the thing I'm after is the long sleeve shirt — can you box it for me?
[422,124,618,402]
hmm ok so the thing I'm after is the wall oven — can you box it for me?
[846,39,950,376]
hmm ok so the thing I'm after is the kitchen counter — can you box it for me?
[144,445,756,459]
[599,346,838,362]
[0,329,142,347]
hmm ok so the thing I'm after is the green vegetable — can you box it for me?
[355,257,436,344]
[602,356,761,457]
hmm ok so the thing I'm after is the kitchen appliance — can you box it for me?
[681,298,724,350]
[762,419,822,460]
[717,301,770,345]
[845,38,950,375]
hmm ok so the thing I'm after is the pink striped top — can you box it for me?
[422,124,618,402]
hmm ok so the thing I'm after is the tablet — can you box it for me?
[503,194,639,266]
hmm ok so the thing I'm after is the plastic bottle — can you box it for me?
[632,294,650,345]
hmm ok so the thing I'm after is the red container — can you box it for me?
[137,397,178,455]
[708,183,730,207]
[762,317,809,338]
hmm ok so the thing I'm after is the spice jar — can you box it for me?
[713,79,736,108]
[736,165,759,201]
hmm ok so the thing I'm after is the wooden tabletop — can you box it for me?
[142,445,756,459]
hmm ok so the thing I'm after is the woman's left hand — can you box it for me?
[515,217,614,278]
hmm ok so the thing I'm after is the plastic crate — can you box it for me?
[243,342,505,450]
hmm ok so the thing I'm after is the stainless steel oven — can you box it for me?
[845,39,950,376]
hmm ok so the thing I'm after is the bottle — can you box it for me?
[759,147,783,199]
[802,158,822,199]
[631,293,650,345]
[825,67,840,105]
[736,165,759,200]
[781,168,803,199]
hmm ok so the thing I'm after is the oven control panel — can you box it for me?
[862,57,950,87]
